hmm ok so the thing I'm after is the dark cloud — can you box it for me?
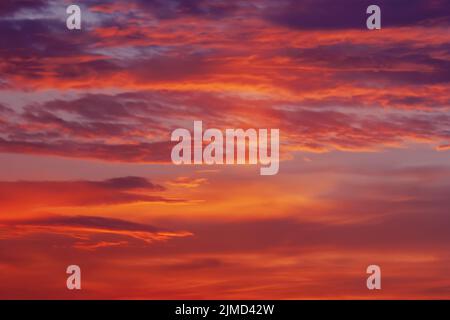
[9,215,162,233]
[0,19,88,59]
[131,54,219,82]
[0,17,109,82]
[0,0,47,16]
[98,176,164,190]
[134,0,239,20]
[36,94,135,120]
[280,42,450,86]
[0,138,174,163]
[0,176,181,208]
[0,214,193,252]
[265,0,450,30]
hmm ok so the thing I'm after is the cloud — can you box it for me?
[167,177,208,188]
[0,214,193,248]
[436,144,450,151]
[1,161,450,298]
[0,176,183,210]
[0,0,449,299]
[98,176,164,190]
[0,90,449,162]
[0,138,174,163]
[0,0,48,16]
[133,0,240,20]
[265,0,450,30]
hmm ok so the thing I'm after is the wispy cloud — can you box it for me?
[0,215,193,247]
[0,176,185,211]
[0,0,449,299]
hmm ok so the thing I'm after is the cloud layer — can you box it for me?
[0,0,449,299]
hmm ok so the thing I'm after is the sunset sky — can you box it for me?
[0,0,450,299]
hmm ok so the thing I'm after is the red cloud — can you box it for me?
[0,215,193,248]
[0,177,185,211]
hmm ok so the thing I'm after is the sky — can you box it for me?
[0,0,449,299]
